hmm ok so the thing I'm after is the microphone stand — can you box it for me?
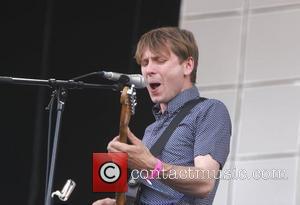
[0,76,119,90]
[45,87,65,205]
[0,76,121,205]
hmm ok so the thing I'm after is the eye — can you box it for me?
[157,58,167,64]
[141,59,149,67]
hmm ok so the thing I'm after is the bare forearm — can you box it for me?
[157,163,215,197]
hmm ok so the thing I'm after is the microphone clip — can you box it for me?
[118,75,131,86]
[51,179,76,201]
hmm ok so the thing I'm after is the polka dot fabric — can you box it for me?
[140,86,232,205]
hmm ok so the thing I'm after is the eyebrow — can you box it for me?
[142,53,169,61]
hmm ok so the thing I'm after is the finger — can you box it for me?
[107,136,121,151]
[112,135,120,142]
[92,198,116,205]
[107,141,121,152]
[107,141,122,152]
[107,146,119,153]
[127,128,141,145]
[109,141,131,152]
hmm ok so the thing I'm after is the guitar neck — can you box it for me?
[116,85,136,205]
[116,192,126,205]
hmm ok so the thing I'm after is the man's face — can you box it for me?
[140,48,192,104]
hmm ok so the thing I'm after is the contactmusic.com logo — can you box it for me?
[93,153,128,192]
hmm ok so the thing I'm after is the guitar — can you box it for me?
[116,85,137,205]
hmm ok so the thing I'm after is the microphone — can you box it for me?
[99,71,146,89]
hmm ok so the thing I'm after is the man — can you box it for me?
[93,27,231,204]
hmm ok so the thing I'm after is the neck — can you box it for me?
[159,83,194,113]
[160,103,167,113]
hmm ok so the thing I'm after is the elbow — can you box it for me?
[195,180,215,198]
[199,188,211,198]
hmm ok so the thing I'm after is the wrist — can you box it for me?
[147,157,158,170]
[161,162,172,176]
[148,159,163,179]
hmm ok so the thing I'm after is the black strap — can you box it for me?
[150,97,207,157]
[126,97,207,204]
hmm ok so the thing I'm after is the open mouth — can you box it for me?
[149,83,161,90]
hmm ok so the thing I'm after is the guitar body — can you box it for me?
[126,176,143,205]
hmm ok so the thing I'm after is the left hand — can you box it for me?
[107,128,157,170]
[92,198,116,205]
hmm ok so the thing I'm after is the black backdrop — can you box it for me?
[0,0,181,204]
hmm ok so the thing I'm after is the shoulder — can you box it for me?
[193,98,231,124]
[193,98,229,114]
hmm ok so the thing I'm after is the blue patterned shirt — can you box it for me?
[139,86,231,205]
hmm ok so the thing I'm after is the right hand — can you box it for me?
[92,198,116,205]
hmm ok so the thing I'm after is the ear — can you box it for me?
[183,57,194,76]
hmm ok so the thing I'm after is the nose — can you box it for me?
[143,61,156,76]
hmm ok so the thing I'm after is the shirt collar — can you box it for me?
[152,86,200,119]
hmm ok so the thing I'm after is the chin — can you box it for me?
[150,98,159,104]
[149,95,161,104]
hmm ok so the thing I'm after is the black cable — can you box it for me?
[70,71,101,81]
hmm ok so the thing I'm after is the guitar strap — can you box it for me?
[126,97,207,205]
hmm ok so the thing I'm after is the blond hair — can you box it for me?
[135,27,199,83]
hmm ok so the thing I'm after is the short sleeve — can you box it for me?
[194,100,232,169]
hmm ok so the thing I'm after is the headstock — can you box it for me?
[127,85,137,115]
